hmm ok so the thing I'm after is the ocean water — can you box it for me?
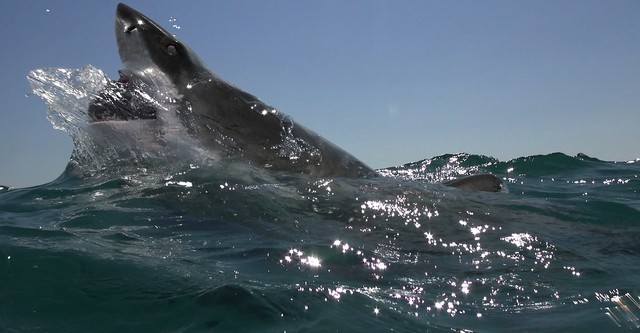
[1,67,640,332]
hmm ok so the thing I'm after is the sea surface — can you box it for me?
[1,67,640,332]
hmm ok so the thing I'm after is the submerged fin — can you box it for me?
[444,174,504,192]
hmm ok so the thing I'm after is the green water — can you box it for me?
[1,153,639,332]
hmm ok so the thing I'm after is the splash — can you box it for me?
[27,66,210,177]
[28,66,107,136]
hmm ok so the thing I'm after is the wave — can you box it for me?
[3,66,639,332]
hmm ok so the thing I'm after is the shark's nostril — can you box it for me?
[124,25,137,33]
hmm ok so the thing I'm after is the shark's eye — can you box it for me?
[167,44,178,56]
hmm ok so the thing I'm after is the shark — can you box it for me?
[90,3,373,178]
[86,3,503,191]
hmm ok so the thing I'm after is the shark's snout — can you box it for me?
[116,3,171,37]
[116,3,144,33]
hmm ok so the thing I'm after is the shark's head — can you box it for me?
[89,3,205,123]
[105,3,291,161]
[90,4,217,128]
[82,4,222,166]
[115,3,206,87]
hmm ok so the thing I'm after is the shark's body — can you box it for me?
[85,3,502,191]
[91,3,374,178]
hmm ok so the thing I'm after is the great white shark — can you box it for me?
[86,3,503,192]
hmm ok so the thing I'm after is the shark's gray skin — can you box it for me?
[89,3,502,191]
[444,174,504,192]
[103,3,374,178]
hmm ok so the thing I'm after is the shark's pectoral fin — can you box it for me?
[444,174,504,192]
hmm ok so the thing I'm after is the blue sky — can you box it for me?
[1,1,639,187]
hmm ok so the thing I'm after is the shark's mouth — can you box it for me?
[87,71,157,122]
[117,72,130,84]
